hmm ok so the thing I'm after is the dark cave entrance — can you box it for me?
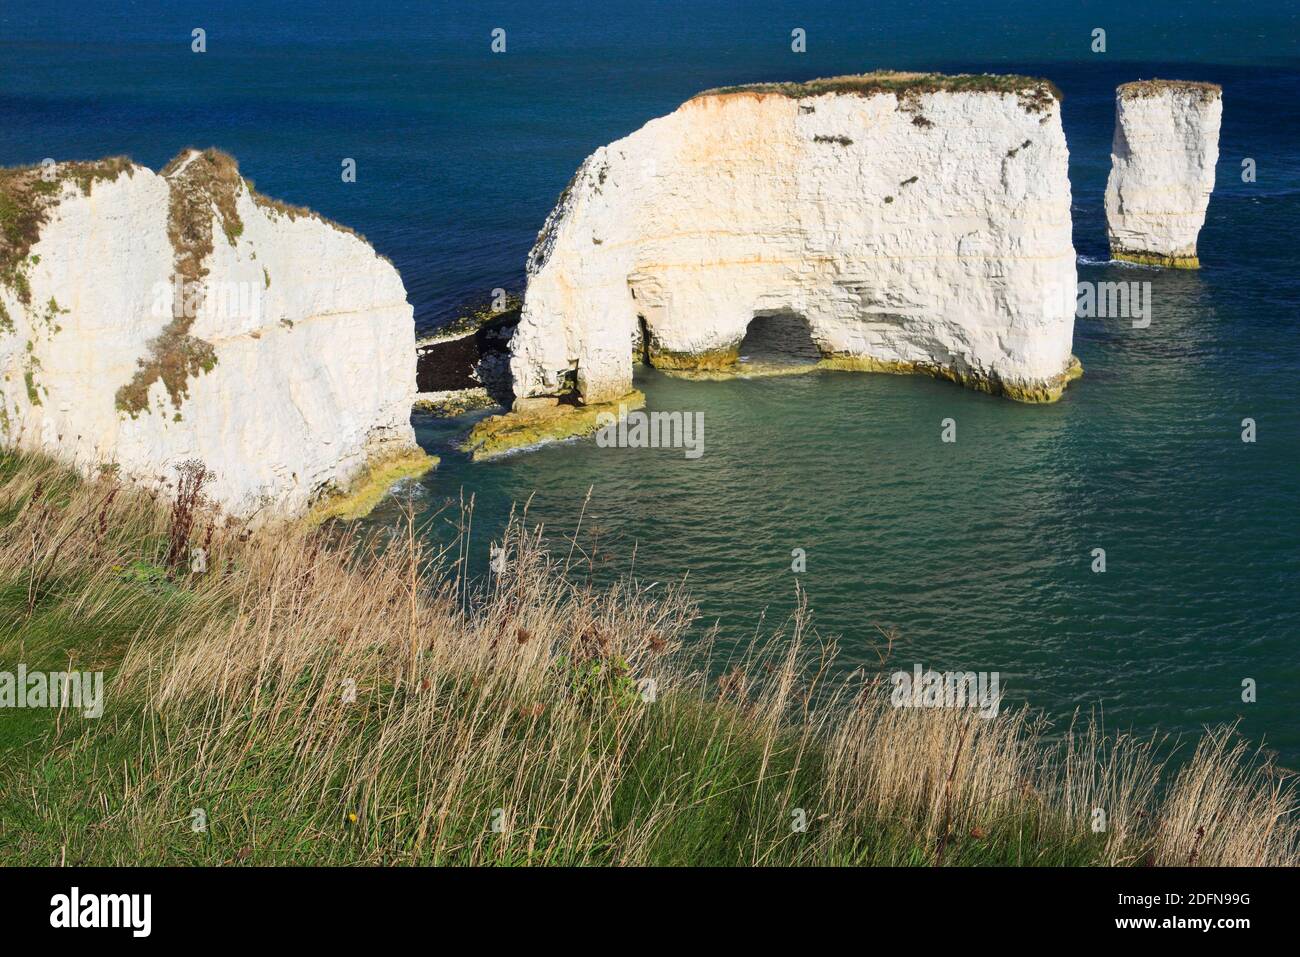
[636,315,653,365]
[737,311,822,365]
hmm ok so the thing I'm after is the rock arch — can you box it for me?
[508,75,1079,411]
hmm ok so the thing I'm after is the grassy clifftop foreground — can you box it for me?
[0,450,1295,866]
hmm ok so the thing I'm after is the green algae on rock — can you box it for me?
[644,344,741,372]
[412,387,498,418]
[462,390,646,461]
[816,353,1083,403]
[307,449,438,524]
[650,352,1083,402]
[1112,249,1201,270]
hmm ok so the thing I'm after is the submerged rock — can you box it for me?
[412,387,496,418]
[1105,80,1222,268]
[504,71,1080,436]
[0,148,431,521]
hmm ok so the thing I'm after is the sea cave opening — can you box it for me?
[635,315,653,365]
[737,310,822,366]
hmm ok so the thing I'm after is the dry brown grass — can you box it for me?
[0,451,1295,866]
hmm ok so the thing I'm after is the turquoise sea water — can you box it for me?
[2,1,1298,762]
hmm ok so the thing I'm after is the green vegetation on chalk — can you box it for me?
[695,71,1062,114]
[1118,79,1222,102]
[0,157,133,304]
[114,149,236,417]
[0,147,384,420]
[22,366,41,406]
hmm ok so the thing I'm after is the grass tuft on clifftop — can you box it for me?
[0,449,1296,866]
[695,71,1062,113]
[1118,79,1223,102]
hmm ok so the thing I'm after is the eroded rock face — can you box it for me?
[510,73,1080,408]
[0,149,427,520]
[1105,80,1222,268]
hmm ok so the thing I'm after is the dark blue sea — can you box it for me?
[3,0,1298,763]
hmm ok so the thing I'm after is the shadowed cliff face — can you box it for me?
[417,334,479,391]
[508,75,1079,409]
[417,309,519,406]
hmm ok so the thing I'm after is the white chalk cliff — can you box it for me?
[1105,80,1222,268]
[509,73,1081,409]
[0,149,428,521]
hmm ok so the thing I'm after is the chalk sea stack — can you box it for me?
[1105,80,1223,268]
[0,149,432,522]
[473,72,1082,459]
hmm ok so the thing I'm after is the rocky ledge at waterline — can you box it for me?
[0,149,432,521]
[471,72,1083,459]
[414,295,518,417]
[1105,80,1222,268]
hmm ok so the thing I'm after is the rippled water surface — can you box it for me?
[404,272,1300,762]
